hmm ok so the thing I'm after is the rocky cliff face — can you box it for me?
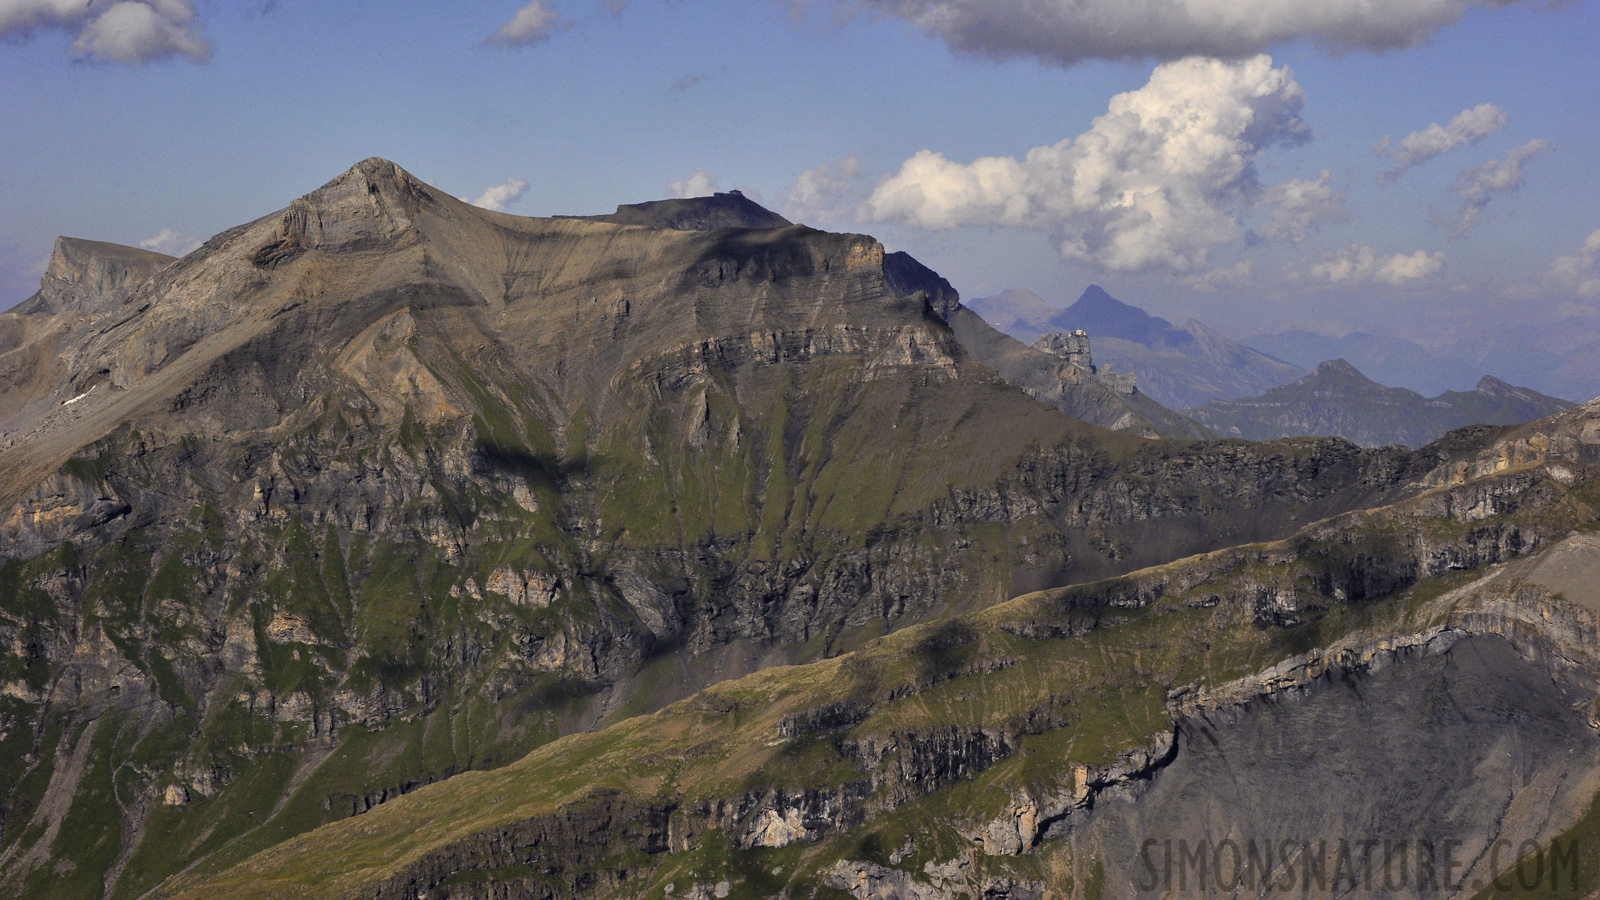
[0,238,177,443]
[0,159,1577,899]
[12,237,175,317]
[145,401,1600,899]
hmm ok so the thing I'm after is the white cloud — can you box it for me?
[1550,229,1600,299]
[467,177,530,212]
[1260,170,1348,243]
[786,153,866,221]
[1376,103,1506,179]
[0,0,89,32]
[488,1,564,46]
[666,171,719,198]
[864,54,1309,273]
[1306,245,1444,286]
[1451,138,1552,234]
[138,228,202,257]
[822,0,1535,68]
[0,0,211,65]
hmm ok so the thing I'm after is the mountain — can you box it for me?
[573,189,794,231]
[961,286,1060,343]
[0,159,1475,898]
[1186,358,1576,447]
[7,161,1597,900]
[0,237,177,436]
[888,260,1210,440]
[153,399,1600,900]
[12,236,176,317]
[1241,328,1485,396]
[968,285,1304,408]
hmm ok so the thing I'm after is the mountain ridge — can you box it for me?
[1185,357,1575,447]
[966,285,1304,408]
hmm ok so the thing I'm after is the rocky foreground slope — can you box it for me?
[155,399,1600,900]
[0,160,1592,899]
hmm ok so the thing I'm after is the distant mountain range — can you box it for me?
[1243,327,1600,405]
[967,285,1304,409]
[1239,329,1485,397]
[1185,358,1575,447]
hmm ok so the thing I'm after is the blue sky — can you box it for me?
[2,0,1597,349]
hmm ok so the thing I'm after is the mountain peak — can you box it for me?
[14,236,174,316]
[249,159,438,268]
[1304,358,1385,390]
[1074,284,1123,309]
[1063,284,1192,349]
[1312,358,1366,377]
[584,191,792,231]
[1475,374,1514,394]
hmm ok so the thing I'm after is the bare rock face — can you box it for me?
[1031,331,1092,368]
[13,237,175,317]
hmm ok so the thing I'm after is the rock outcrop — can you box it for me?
[12,236,175,317]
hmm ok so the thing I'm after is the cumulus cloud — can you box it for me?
[0,0,211,65]
[1550,229,1600,299]
[1450,138,1552,234]
[138,228,202,257]
[1376,103,1506,179]
[1260,170,1348,243]
[1306,245,1444,286]
[864,54,1308,273]
[823,0,1533,68]
[488,1,565,46]
[467,178,530,212]
[786,154,866,221]
[666,171,719,198]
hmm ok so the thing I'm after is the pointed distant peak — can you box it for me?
[1061,284,1190,349]
[1310,358,1373,381]
[1074,284,1126,308]
[997,286,1049,302]
[587,191,792,231]
[1475,374,1513,394]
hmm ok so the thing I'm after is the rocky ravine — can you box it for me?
[0,159,1573,899]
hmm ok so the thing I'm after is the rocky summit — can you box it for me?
[1,160,1598,900]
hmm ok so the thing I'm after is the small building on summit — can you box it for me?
[1032,330,1138,396]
